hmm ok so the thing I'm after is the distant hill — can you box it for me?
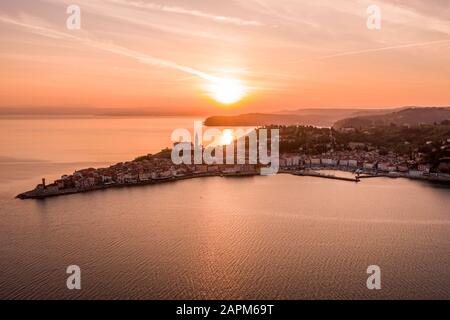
[204,108,399,127]
[205,113,329,127]
[333,107,450,130]
[276,107,402,117]
[0,107,207,117]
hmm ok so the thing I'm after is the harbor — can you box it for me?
[292,170,360,182]
[17,169,361,200]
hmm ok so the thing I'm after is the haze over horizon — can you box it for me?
[1,0,449,115]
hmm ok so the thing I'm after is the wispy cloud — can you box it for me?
[107,0,264,26]
[280,38,450,64]
[0,15,218,82]
[43,0,236,41]
[319,39,450,59]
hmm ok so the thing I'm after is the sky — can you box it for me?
[0,0,449,115]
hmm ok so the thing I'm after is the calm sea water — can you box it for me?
[0,117,449,299]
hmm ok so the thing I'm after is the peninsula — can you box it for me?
[17,116,450,199]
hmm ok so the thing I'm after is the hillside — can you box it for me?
[204,108,398,127]
[333,107,450,130]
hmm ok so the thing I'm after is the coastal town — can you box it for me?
[17,128,450,199]
[17,154,261,199]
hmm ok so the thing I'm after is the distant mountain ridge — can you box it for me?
[333,107,450,129]
[0,107,207,117]
[204,107,450,128]
[276,107,404,117]
[204,107,401,127]
[205,113,331,127]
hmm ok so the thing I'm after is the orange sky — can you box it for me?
[0,0,449,115]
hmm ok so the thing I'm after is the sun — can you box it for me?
[221,129,234,145]
[207,77,247,105]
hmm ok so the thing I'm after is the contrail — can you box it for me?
[0,16,219,82]
[281,38,450,65]
[319,39,450,60]
[107,0,264,26]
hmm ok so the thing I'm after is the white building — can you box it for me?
[363,162,374,170]
[348,160,358,168]
[418,164,430,173]
[377,162,390,172]
[409,170,423,177]
[288,156,301,166]
[102,175,113,183]
[124,174,138,183]
[388,165,397,172]
[138,173,151,181]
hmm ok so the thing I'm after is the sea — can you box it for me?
[0,117,449,299]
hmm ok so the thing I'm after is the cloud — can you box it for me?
[279,38,450,65]
[319,39,450,59]
[0,15,219,82]
[42,0,237,42]
[107,0,264,26]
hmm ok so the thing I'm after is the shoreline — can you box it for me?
[16,168,450,200]
[15,171,259,200]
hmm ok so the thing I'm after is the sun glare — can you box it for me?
[221,129,234,145]
[208,78,247,105]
